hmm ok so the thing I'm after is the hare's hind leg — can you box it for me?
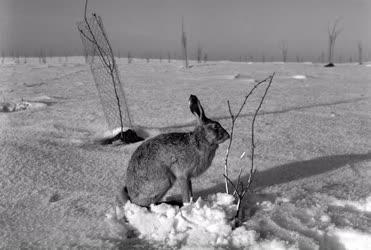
[178,176,192,203]
[130,169,176,207]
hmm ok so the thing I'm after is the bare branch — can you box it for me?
[223,174,238,196]
[78,0,133,137]
[181,17,189,68]
[235,75,272,119]
[326,18,343,65]
[223,75,273,194]
[223,73,275,220]
[248,73,275,186]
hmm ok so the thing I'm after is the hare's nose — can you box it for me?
[225,132,230,139]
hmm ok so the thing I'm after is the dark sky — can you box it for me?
[1,0,370,61]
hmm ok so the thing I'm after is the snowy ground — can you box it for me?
[0,57,370,249]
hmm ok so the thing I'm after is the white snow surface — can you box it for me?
[291,75,307,80]
[329,196,371,213]
[322,229,371,250]
[106,193,296,249]
[106,193,371,250]
[1,58,370,249]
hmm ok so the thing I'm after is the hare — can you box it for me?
[120,95,230,207]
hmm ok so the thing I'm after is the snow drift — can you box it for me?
[106,193,298,249]
[106,193,371,249]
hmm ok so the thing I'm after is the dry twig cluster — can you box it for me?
[223,73,275,220]
[77,0,132,137]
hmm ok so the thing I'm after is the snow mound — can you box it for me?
[233,73,256,82]
[321,229,371,250]
[106,193,296,249]
[104,126,160,139]
[291,75,307,80]
[329,196,371,212]
[0,102,31,112]
[24,95,52,102]
[365,64,371,67]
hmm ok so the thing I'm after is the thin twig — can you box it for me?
[246,73,275,190]
[234,75,272,119]
[92,14,128,132]
[223,73,275,220]
[79,0,133,137]
[223,75,272,194]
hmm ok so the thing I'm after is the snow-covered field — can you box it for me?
[1,57,370,249]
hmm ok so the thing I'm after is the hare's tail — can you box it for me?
[116,186,130,206]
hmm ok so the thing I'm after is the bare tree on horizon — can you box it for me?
[203,53,208,63]
[196,44,202,63]
[279,41,288,62]
[325,18,342,67]
[181,17,189,68]
[357,41,363,65]
[127,51,132,64]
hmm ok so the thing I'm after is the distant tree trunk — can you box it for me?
[167,52,171,63]
[203,53,208,63]
[127,52,132,64]
[14,51,20,64]
[279,41,288,62]
[39,49,46,64]
[196,44,202,63]
[1,51,4,64]
[357,42,363,65]
[325,18,342,67]
[181,17,189,68]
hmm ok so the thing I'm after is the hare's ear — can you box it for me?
[189,95,207,123]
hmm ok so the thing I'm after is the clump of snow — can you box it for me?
[0,101,31,112]
[233,73,256,83]
[291,75,307,80]
[106,193,296,249]
[365,64,371,67]
[24,95,52,102]
[320,215,331,223]
[104,126,160,139]
[329,196,371,212]
[321,228,371,250]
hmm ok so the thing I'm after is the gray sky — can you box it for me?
[1,0,370,61]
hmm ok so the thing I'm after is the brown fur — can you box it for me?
[123,95,230,207]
